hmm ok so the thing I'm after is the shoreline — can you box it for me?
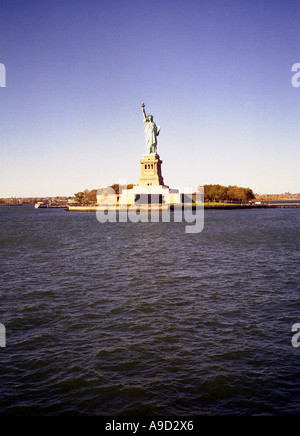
[66,203,300,212]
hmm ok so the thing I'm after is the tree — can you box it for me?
[74,189,98,204]
[204,184,228,202]
[110,184,120,195]
[227,186,241,202]
[204,184,255,203]
[110,184,134,195]
[74,191,85,204]
[85,189,97,203]
[227,186,255,203]
[245,188,255,202]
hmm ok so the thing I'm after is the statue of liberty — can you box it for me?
[141,102,160,155]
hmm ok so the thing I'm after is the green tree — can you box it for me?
[85,189,97,203]
[244,188,255,202]
[227,186,240,202]
[204,184,228,202]
[74,191,85,204]
[227,186,254,203]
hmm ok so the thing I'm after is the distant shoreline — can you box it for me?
[1,202,299,211]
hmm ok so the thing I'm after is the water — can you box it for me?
[0,205,299,415]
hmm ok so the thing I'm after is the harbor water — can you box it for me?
[0,205,299,415]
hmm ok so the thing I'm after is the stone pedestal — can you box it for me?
[117,153,183,206]
[97,151,184,207]
[139,154,165,186]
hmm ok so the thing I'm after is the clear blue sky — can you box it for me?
[0,0,299,197]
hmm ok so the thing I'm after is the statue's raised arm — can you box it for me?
[141,102,147,121]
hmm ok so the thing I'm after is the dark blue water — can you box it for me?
[0,205,299,415]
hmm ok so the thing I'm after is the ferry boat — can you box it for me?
[34,201,48,209]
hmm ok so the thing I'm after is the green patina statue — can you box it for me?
[141,102,160,155]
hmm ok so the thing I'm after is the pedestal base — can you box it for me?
[139,154,165,186]
[97,151,184,206]
[119,184,181,206]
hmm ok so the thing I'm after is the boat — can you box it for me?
[34,201,48,209]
